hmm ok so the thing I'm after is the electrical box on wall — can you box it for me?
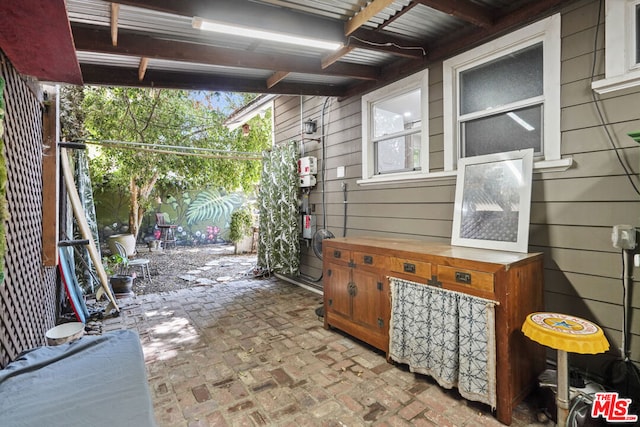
[612,224,637,250]
[302,214,316,239]
[299,175,317,187]
[298,156,317,176]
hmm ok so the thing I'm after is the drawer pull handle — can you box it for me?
[333,250,341,259]
[363,255,373,265]
[455,271,472,284]
[403,262,416,273]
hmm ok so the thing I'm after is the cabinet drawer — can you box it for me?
[390,258,431,279]
[353,251,387,269]
[326,247,351,263]
[437,265,494,294]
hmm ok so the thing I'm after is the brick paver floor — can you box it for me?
[103,277,550,427]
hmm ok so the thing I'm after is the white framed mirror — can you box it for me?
[451,149,534,253]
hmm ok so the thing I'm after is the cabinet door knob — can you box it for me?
[347,282,358,297]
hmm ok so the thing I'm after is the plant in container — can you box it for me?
[230,209,253,254]
[102,253,134,295]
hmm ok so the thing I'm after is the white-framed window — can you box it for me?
[591,0,640,94]
[443,14,570,172]
[360,70,430,184]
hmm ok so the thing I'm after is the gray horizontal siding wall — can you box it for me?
[273,0,640,368]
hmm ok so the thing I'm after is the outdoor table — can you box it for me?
[522,312,609,426]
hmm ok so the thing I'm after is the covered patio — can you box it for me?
[2,0,638,425]
[102,273,545,426]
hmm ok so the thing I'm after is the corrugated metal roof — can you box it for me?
[64,0,571,96]
[68,0,255,51]
[281,72,353,86]
[256,0,368,21]
[77,51,273,78]
[383,4,467,40]
[340,48,397,67]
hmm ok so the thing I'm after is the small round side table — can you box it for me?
[522,312,609,426]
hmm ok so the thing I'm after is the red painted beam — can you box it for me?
[0,0,82,84]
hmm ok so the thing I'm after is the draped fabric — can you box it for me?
[389,277,497,408]
[72,150,101,293]
[257,142,300,275]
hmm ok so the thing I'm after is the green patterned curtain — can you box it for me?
[73,150,100,293]
[257,142,299,275]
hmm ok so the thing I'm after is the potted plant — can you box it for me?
[102,253,134,295]
[230,208,254,254]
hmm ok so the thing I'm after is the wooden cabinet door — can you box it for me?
[325,262,351,318]
[351,268,384,332]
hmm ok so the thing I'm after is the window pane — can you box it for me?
[462,105,542,158]
[460,43,543,115]
[373,89,421,138]
[375,133,421,174]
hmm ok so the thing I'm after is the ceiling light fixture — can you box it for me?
[192,17,343,51]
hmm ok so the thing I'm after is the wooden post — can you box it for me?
[41,88,58,266]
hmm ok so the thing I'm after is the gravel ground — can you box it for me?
[124,244,259,295]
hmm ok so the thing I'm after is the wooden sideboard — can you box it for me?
[322,236,545,425]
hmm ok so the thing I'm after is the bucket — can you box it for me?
[46,322,85,346]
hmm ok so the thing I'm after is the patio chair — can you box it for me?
[155,212,177,249]
[114,241,152,282]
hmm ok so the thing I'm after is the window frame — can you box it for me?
[443,14,568,173]
[592,0,640,94]
[360,70,430,185]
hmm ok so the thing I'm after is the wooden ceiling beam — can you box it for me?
[138,57,149,81]
[321,46,355,69]
[266,71,289,88]
[80,64,347,97]
[412,0,494,28]
[425,0,568,60]
[320,23,427,71]
[342,0,569,99]
[345,0,396,36]
[377,2,418,31]
[72,24,380,81]
[110,3,119,46]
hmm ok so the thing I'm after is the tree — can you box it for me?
[61,86,270,239]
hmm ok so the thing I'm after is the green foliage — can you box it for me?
[59,85,87,142]
[60,86,271,238]
[229,208,253,243]
[102,253,128,276]
[186,189,244,225]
